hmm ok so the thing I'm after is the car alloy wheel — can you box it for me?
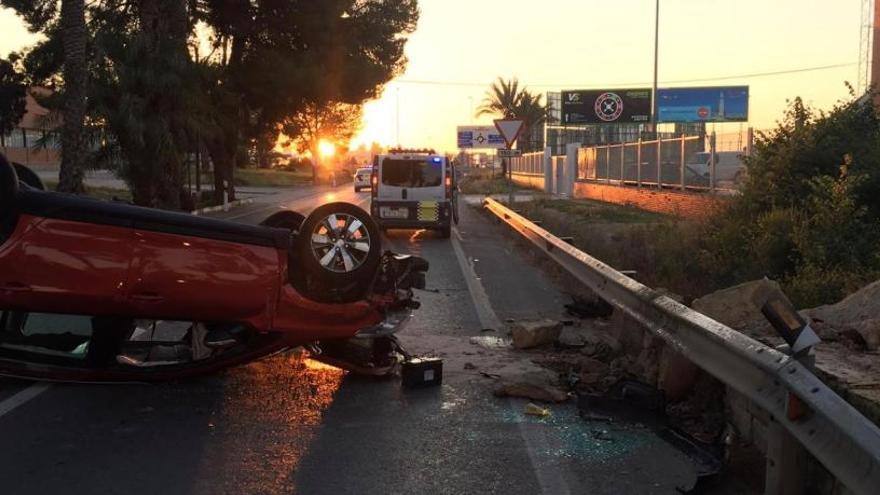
[309,213,372,273]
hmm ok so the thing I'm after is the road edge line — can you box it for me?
[0,383,52,419]
[450,226,572,495]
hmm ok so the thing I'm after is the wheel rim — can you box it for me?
[309,213,372,273]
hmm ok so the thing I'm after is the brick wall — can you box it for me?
[574,181,727,219]
[511,172,545,191]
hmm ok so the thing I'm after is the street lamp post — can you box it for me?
[652,0,660,137]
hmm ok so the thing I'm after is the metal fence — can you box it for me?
[579,134,741,191]
[510,151,545,175]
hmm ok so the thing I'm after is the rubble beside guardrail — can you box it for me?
[483,196,880,495]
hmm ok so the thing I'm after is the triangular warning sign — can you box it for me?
[494,119,525,148]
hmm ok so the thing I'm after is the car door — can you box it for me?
[127,229,280,327]
[0,216,136,315]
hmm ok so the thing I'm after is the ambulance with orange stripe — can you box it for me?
[370,149,458,238]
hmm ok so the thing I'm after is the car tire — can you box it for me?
[297,202,381,303]
[12,163,45,190]
[260,210,308,291]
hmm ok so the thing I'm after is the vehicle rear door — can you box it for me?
[378,157,446,202]
[377,157,447,223]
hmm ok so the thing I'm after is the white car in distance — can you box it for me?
[353,167,373,192]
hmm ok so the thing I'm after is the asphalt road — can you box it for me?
[0,183,703,494]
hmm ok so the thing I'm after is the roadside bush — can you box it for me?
[682,93,880,307]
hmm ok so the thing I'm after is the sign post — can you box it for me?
[494,119,525,204]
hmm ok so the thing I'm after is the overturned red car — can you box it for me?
[0,154,427,382]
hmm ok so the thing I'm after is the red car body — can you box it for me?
[0,157,423,381]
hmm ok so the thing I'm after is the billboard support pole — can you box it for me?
[746,127,754,157]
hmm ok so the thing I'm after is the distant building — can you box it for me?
[0,88,61,168]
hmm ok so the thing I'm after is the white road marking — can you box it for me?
[449,227,572,495]
[449,231,503,331]
[0,383,51,419]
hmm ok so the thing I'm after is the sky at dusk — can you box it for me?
[0,1,866,152]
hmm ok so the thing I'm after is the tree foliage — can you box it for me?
[0,56,26,137]
[677,93,880,307]
[196,0,418,202]
[3,0,420,208]
[281,100,363,180]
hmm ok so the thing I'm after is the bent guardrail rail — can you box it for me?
[483,197,880,495]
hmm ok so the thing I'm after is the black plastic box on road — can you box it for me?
[401,358,443,388]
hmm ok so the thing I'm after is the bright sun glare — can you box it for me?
[318,140,336,158]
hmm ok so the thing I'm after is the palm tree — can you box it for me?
[514,90,549,152]
[476,77,523,119]
[476,77,548,152]
[57,0,87,193]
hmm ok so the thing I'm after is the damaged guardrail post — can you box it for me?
[764,369,808,495]
[482,197,880,495]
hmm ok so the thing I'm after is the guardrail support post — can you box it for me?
[637,139,642,188]
[764,413,807,495]
[680,134,686,191]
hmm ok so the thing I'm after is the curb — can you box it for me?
[190,198,255,216]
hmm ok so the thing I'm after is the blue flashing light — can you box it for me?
[432,157,442,164]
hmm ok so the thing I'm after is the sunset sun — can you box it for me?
[318,139,336,158]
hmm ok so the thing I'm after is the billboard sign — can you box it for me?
[656,86,749,123]
[561,89,652,124]
[457,126,506,149]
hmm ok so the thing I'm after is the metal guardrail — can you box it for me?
[483,197,880,495]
